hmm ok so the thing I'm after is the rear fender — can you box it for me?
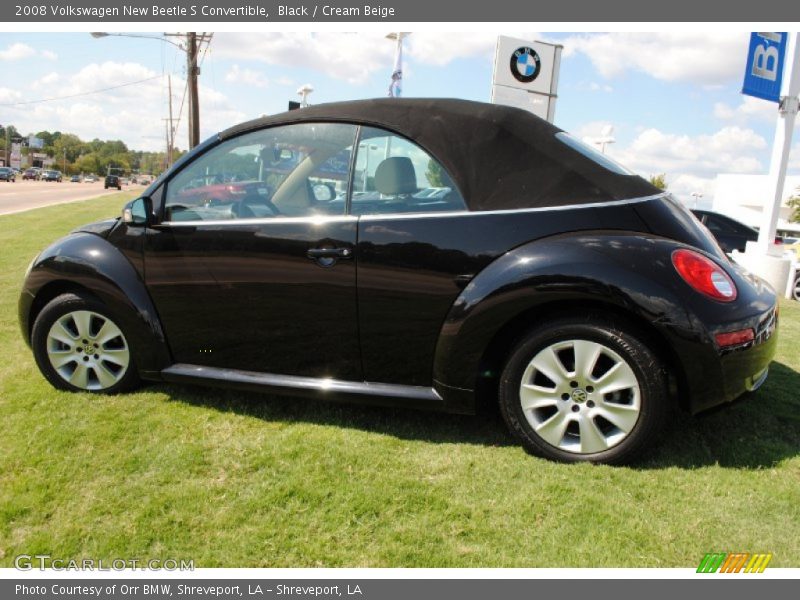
[432,232,719,410]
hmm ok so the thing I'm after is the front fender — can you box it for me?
[433,232,721,408]
[19,232,171,376]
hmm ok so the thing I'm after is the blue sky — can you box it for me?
[0,31,796,204]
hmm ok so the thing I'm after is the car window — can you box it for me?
[705,214,745,235]
[351,127,466,215]
[164,123,358,221]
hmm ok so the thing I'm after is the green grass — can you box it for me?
[1,193,799,568]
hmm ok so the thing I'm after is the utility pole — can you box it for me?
[168,74,174,165]
[3,125,8,167]
[187,32,200,149]
[162,75,175,167]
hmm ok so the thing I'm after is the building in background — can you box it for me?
[713,173,800,234]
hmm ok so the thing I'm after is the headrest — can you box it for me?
[374,156,418,195]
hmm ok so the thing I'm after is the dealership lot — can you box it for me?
[0,194,798,567]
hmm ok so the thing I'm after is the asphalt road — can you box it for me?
[0,180,146,216]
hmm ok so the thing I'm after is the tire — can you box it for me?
[793,273,800,302]
[31,292,140,394]
[498,316,669,465]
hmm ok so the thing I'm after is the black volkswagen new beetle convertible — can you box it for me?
[19,99,778,464]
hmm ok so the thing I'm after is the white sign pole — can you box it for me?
[757,32,800,253]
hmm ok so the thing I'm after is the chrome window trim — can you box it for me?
[157,193,667,227]
[157,215,357,227]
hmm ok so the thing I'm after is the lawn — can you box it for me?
[0,193,799,568]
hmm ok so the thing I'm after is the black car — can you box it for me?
[18,99,778,464]
[0,166,15,182]
[105,174,122,190]
[691,209,761,253]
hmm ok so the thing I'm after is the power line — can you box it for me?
[0,75,163,107]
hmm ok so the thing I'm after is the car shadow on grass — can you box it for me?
[157,360,800,469]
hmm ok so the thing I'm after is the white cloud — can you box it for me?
[610,126,767,179]
[0,87,22,103]
[213,32,520,85]
[40,49,58,61]
[562,33,748,85]
[31,71,60,89]
[214,32,392,84]
[0,42,36,61]
[225,64,269,88]
[405,32,501,66]
[3,61,245,151]
[598,125,769,204]
[713,95,786,125]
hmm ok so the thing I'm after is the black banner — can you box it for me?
[4,579,799,600]
[3,0,799,22]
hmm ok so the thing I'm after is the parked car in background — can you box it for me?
[70,175,81,183]
[104,174,122,190]
[18,99,778,465]
[83,175,97,183]
[780,236,799,259]
[0,166,16,182]
[41,170,63,182]
[691,209,761,253]
[22,169,39,181]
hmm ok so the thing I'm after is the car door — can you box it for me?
[350,126,478,387]
[143,122,362,381]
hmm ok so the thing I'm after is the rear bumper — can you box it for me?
[684,303,778,414]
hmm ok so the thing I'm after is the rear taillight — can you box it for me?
[715,328,754,348]
[672,248,737,302]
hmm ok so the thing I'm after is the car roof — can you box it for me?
[219,98,658,212]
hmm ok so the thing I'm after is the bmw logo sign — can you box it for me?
[511,46,541,83]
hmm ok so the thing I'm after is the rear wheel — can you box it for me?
[793,273,800,301]
[31,293,140,394]
[499,316,669,464]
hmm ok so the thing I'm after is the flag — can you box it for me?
[388,36,403,97]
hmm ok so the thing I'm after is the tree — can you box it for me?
[53,133,84,163]
[425,159,445,187]
[648,173,668,190]
[788,188,800,223]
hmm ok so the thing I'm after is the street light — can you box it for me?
[690,192,703,208]
[583,124,616,154]
[296,84,314,107]
[90,32,205,149]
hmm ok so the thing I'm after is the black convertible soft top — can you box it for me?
[220,98,659,212]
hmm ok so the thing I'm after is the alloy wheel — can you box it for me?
[519,339,641,454]
[46,310,130,391]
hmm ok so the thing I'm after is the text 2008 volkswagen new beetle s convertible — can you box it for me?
[19,99,778,464]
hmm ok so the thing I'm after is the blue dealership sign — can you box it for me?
[742,32,787,103]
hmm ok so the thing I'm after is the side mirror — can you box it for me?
[122,196,152,226]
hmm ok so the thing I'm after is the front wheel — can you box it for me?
[31,293,140,394]
[499,316,669,465]
[793,273,800,302]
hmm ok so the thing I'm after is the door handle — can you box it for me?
[306,247,353,259]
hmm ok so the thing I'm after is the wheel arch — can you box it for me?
[433,232,712,414]
[20,232,171,377]
[472,298,690,413]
